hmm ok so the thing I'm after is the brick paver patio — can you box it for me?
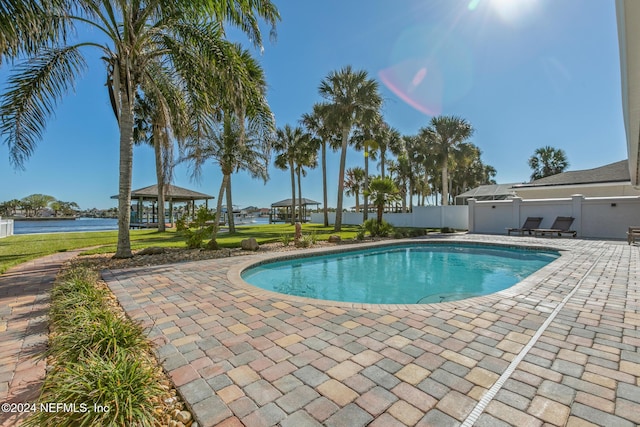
[103,235,640,427]
[0,250,83,426]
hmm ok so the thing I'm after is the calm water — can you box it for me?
[13,218,118,234]
[242,244,559,304]
[13,216,270,234]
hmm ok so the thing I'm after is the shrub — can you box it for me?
[441,227,456,233]
[280,234,292,247]
[409,228,428,237]
[356,225,367,240]
[393,229,407,239]
[175,217,188,231]
[363,218,393,237]
[296,234,314,248]
[184,225,213,249]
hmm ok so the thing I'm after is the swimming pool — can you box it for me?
[240,243,559,304]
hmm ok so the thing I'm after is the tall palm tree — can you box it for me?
[132,72,188,233]
[419,115,474,206]
[376,124,402,179]
[0,1,279,258]
[352,120,380,221]
[182,114,271,241]
[528,146,569,180]
[402,134,424,212]
[182,43,273,239]
[318,66,382,231]
[274,125,308,224]
[301,104,339,227]
[293,138,318,222]
[344,167,366,213]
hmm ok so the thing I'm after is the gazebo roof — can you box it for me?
[271,198,320,207]
[111,184,214,202]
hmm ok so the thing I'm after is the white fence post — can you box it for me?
[571,194,584,237]
[468,199,476,232]
[512,197,522,229]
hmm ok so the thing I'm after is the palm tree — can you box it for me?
[0,1,279,258]
[182,43,273,240]
[419,115,474,206]
[376,124,402,179]
[352,119,381,221]
[365,176,400,225]
[528,146,569,180]
[344,167,366,212]
[132,85,184,232]
[293,138,318,222]
[301,104,339,227]
[318,66,382,231]
[182,114,271,241]
[274,125,308,224]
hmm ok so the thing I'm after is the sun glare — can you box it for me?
[489,0,539,26]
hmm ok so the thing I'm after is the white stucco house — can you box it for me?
[457,160,640,204]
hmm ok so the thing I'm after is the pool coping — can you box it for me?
[227,237,569,311]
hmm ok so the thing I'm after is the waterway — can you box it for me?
[13,218,118,234]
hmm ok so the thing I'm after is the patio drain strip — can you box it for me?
[461,252,602,427]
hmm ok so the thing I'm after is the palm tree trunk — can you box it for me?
[335,128,349,231]
[297,167,303,222]
[322,141,328,227]
[442,160,449,206]
[115,88,134,259]
[354,191,360,213]
[380,150,386,179]
[363,143,369,222]
[226,177,235,233]
[212,174,229,240]
[153,134,166,233]
[289,160,296,224]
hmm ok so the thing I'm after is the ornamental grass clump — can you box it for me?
[28,265,165,427]
[48,307,149,364]
[26,349,163,427]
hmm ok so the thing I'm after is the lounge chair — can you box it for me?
[533,216,577,237]
[507,217,543,236]
[628,226,640,244]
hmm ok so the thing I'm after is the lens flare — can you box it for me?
[379,25,474,116]
[379,60,442,116]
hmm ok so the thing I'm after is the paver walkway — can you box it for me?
[104,235,640,427]
[0,250,82,426]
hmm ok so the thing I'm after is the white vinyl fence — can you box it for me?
[468,195,640,239]
[0,217,14,238]
[310,205,469,230]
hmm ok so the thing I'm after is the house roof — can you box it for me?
[616,0,640,186]
[271,198,321,207]
[514,160,630,188]
[111,184,214,202]
[457,183,520,199]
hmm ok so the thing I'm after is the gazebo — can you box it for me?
[112,184,214,228]
[270,198,320,223]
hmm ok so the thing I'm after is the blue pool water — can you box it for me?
[241,244,559,304]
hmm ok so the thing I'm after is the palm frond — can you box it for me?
[0,45,85,168]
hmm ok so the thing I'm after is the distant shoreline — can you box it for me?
[8,217,77,221]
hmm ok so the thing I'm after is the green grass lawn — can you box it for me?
[0,223,360,274]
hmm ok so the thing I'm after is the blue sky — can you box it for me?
[0,0,628,210]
